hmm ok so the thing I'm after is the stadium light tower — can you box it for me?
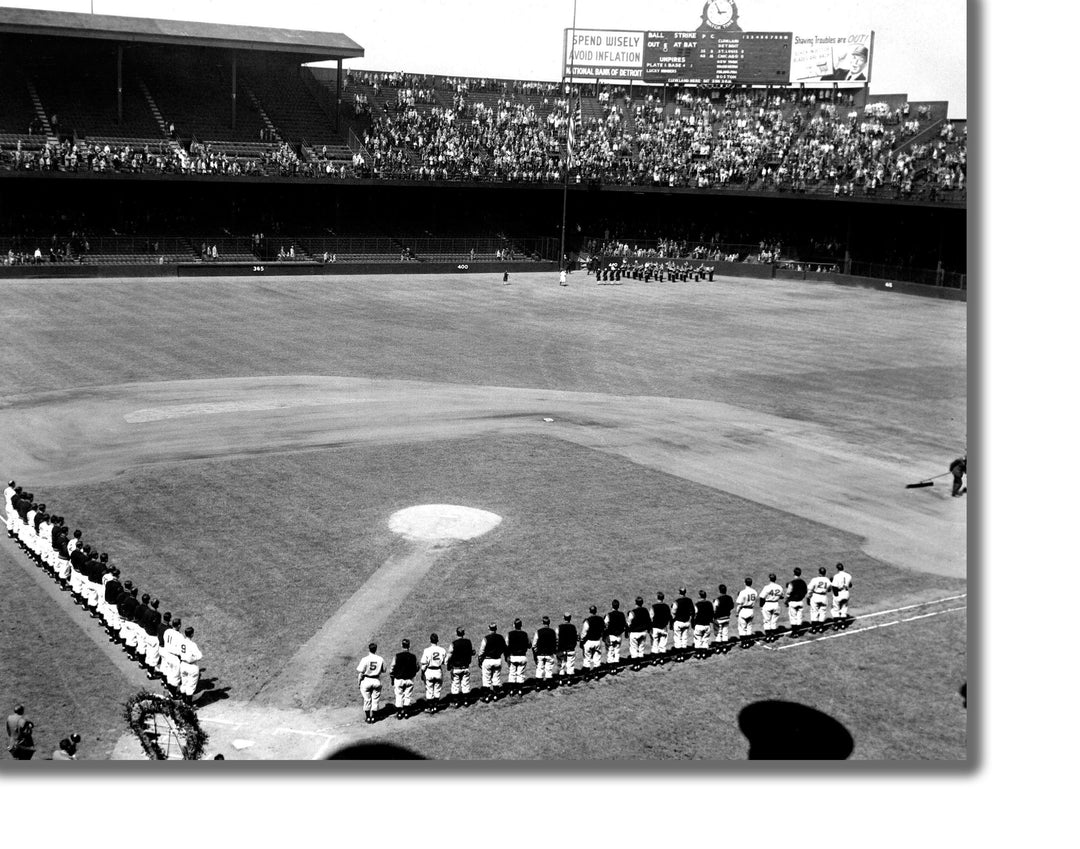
[559,0,579,274]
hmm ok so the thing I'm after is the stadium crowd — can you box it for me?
[355,566,853,722]
[4,480,205,706]
[0,76,963,200]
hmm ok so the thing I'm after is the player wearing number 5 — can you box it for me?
[356,642,386,724]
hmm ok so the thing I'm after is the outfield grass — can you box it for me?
[0,274,965,459]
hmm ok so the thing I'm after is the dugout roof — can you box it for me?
[0,6,364,63]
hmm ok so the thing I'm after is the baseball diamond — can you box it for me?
[0,2,966,763]
[1,269,965,761]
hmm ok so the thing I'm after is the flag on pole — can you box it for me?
[566,95,581,166]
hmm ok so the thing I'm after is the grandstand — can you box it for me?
[0,6,965,286]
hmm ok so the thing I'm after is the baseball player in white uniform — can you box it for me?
[420,634,448,713]
[735,577,759,645]
[178,626,203,703]
[831,563,852,619]
[806,566,833,629]
[356,642,386,723]
[160,619,184,693]
[759,574,785,639]
[3,481,15,537]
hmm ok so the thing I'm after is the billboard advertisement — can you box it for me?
[563,29,646,80]
[789,32,873,85]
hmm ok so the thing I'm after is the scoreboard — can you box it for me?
[642,31,791,85]
[563,27,873,88]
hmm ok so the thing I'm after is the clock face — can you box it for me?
[705,0,736,29]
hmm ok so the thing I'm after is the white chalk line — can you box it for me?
[847,593,967,621]
[765,605,967,652]
[273,727,335,739]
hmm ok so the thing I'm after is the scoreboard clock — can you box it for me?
[701,0,741,32]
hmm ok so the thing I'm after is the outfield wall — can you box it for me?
[0,260,559,280]
[0,259,965,301]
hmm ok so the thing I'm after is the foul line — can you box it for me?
[849,594,967,622]
[766,606,967,651]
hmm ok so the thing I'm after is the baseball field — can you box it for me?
[0,269,967,760]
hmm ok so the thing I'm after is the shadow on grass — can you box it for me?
[324,741,425,760]
[738,701,854,759]
[195,677,231,707]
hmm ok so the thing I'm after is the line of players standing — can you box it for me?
[355,565,853,722]
[4,481,203,704]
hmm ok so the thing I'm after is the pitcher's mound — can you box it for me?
[389,505,502,542]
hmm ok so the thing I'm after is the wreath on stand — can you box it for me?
[122,690,208,761]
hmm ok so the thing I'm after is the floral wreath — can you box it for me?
[122,690,208,761]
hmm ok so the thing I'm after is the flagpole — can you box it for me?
[559,0,578,274]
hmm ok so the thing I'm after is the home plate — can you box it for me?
[543,417,554,422]
[388,505,502,542]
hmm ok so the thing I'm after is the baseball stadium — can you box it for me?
[0,1,966,762]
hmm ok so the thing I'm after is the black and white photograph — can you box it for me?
[0,0,972,771]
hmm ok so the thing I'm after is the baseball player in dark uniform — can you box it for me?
[650,591,672,658]
[672,587,695,653]
[713,584,735,645]
[693,590,715,654]
[506,618,531,690]
[626,597,652,667]
[478,623,507,702]
[556,613,578,681]
[581,606,606,673]
[785,568,808,634]
[603,600,627,669]
[390,639,419,719]
[448,627,475,707]
[531,616,558,686]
